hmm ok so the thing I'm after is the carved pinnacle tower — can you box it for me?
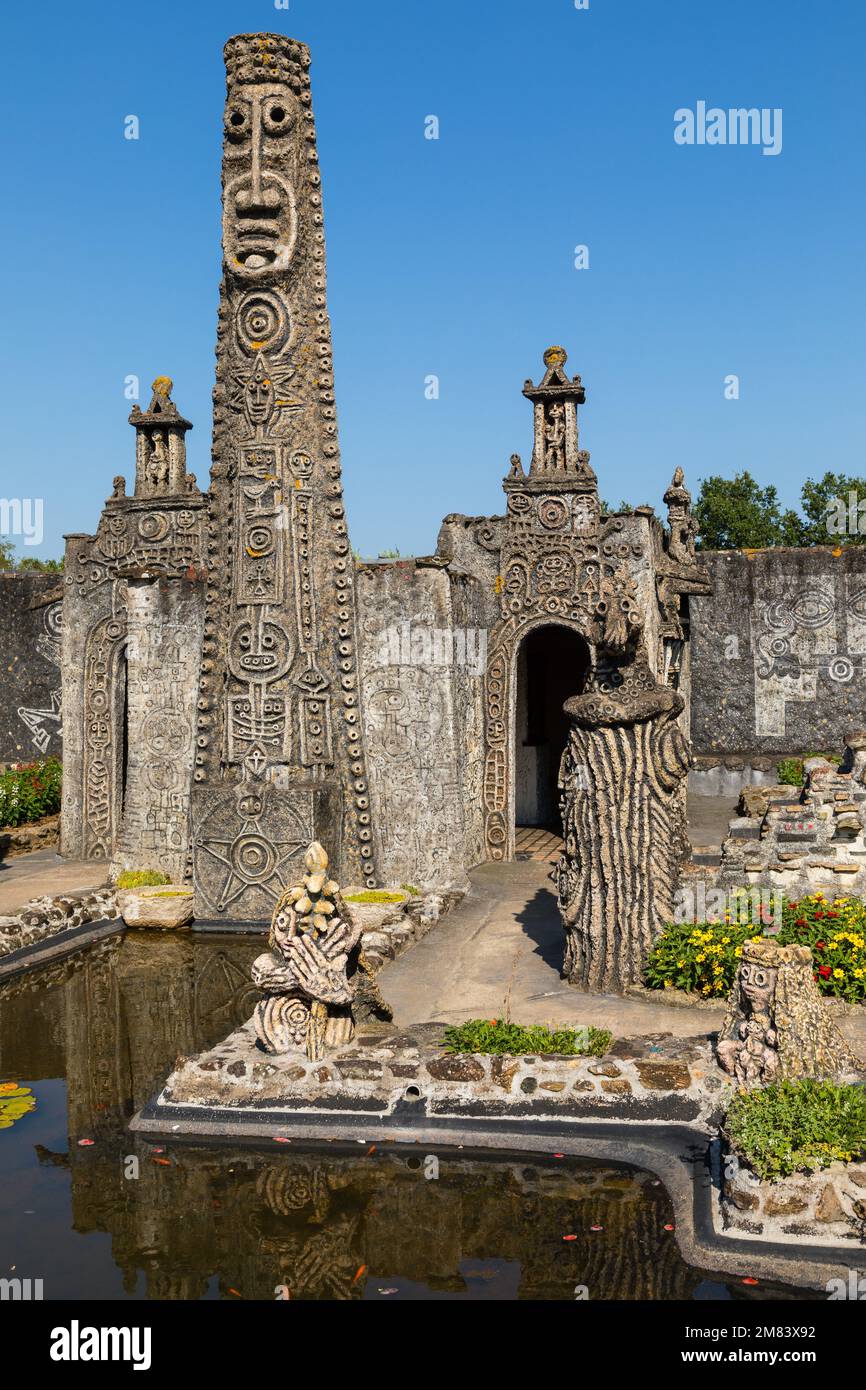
[190,34,378,919]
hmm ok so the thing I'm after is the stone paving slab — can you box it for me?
[0,847,108,916]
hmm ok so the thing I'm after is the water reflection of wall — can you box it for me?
[0,931,265,1123]
[64,1142,704,1301]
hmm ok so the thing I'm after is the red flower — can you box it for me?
[818,966,832,979]
[827,910,839,919]
[795,917,807,927]
[815,941,825,951]
[814,911,825,920]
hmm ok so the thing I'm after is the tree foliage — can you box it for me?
[693,470,866,550]
[0,542,63,571]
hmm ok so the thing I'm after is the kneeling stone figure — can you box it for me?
[251,842,391,1061]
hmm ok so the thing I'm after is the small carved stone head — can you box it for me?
[737,954,778,1016]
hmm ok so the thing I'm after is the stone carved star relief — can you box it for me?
[196,790,311,914]
[228,351,302,434]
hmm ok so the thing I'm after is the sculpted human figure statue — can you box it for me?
[716,955,779,1087]
[148,431,170,490]
[544,402,565,470]
[716,939,863,1089]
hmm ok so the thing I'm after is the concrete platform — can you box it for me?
[378,859,866,1057]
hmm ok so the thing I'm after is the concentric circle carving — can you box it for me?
[235,290,291,356]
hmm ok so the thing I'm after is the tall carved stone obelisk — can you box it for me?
[190,34,378,920]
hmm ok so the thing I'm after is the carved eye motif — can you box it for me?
[225,104,250,142]
[262,102,293,137]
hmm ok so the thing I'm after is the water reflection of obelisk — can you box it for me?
[190,34,378,921]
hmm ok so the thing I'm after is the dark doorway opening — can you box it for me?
[514,625,590,841]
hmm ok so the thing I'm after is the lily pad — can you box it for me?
[0,1082,36,1130]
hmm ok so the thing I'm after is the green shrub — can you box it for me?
[777,758,804,787]
[645,891,866,1004]
[0,759,62,828]
[400,883,420,896]
[116,869,171,889]
[725,1079,866,1180]
[778,893,866,1002]
[777,752,841,786]
[441,1018,611,1057]
[644,918,765,999]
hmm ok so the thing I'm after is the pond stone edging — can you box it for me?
[720,1143,866,1247]
[0,886,117,961]
[158,1023,729,1128]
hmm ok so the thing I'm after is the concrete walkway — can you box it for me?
[383,860,866,1053]
[384,861,728,1036]
[0,847,108,916]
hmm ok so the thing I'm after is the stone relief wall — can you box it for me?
[114,578,205,880]
[690,547,866,755]
[356,559,482,888]
[0,573,62,763]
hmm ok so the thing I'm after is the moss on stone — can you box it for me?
[344,890,406,905]
[116,869,170,889]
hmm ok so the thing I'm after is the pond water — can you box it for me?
[0,932,809,1301]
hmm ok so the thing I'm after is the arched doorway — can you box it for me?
[514,625,590,855]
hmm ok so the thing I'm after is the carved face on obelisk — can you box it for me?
[222,78,299,277]
[190,35,378,920]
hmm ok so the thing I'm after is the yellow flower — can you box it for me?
[833,968,844,979]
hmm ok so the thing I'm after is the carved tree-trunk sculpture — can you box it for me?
[251,842,390,1061]
[717,940,863,1088]
[556,684,691,993]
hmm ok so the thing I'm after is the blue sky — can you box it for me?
[1,0,864,559]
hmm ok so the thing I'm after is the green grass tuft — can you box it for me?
[344,890,406,905]
[116,869,171,889]
[441,1018,612,1057]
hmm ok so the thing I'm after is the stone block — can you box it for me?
[117,886,194,929]
[634,1059,692,1091]
[426,1055,485,1082]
